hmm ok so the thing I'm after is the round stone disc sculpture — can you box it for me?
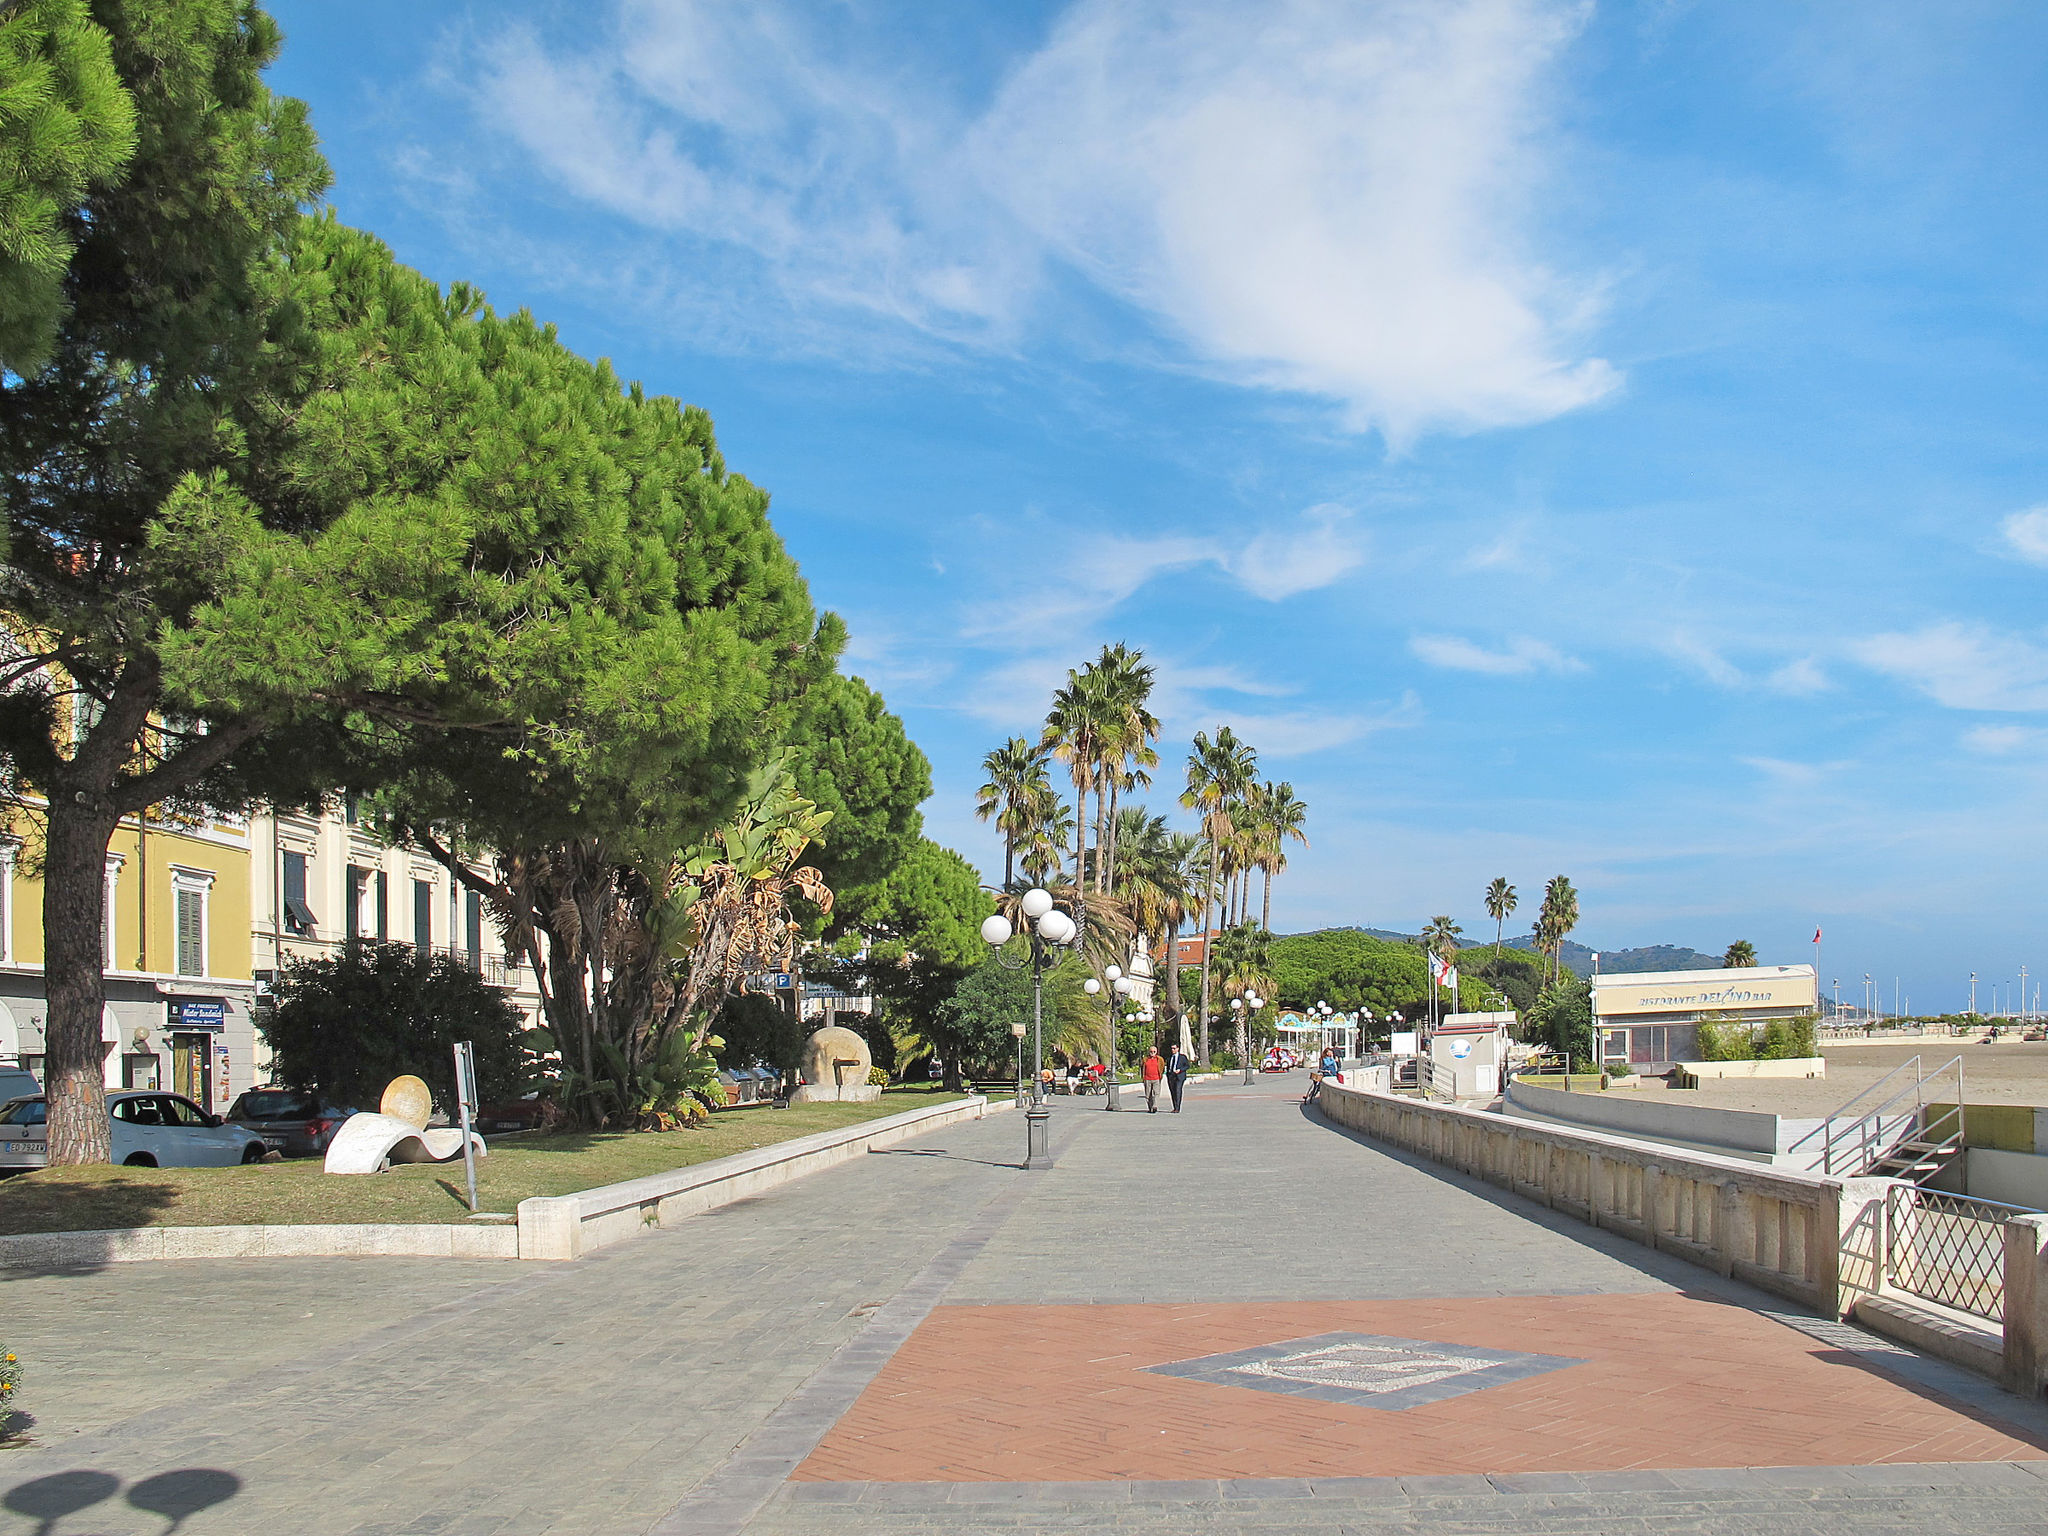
[324,1074,486,1175]
[379,1075,433,1129]
[790,1025,881,1103]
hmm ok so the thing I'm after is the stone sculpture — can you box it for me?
[323,1074,488,1175]
[788,1024,881,1104]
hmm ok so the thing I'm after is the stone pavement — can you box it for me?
[5,1074,2048,1535]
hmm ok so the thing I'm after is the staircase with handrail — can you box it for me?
[1784,1054,1966,1183]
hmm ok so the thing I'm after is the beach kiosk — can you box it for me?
[1431,1011,1516,1098]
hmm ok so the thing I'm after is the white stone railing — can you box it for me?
[1317,1082,1890,1318]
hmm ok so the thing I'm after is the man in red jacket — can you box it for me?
[1141,1046,1165,1112]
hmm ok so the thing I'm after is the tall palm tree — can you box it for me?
[1722,939,1757,968]
[1089,644,1160,897]
[1485,877,1516,958]
[1420,915,1463,1026]
[1181,726,1257,1061]
[1042,671,1107,898]
[1255,781,1309,932]
[1018,797,1073,887]
[1536,875,1579,982]
[976,738,1051,889]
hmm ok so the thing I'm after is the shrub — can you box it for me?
[866,1065,889,1087]
[1760,1015,1819,1060]
[0,1346,19,1435]
[1693,1016,1751,1061]
[261,942,530,1110]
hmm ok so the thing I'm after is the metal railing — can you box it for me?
[1885,1184,2029,1322]
[1786,1053,1964,1178]
[1423,1059,1458,1103]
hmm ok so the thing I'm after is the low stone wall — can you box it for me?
[1674,1057,1825,1082]
[517,1093,1001,1260]
[1318,1081,1888,1317]
[0,1221,517,1268]
[1504,1076,1787,1160]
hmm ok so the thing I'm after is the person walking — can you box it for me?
[1166,1041,1190,1112]
[1140,1046,1164,1112]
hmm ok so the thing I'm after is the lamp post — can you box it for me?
[982,887,1077,1169]
[1234,990,1263,1084]
[1011,1021,1028,1109]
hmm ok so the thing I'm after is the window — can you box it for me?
[103,854,123,969]
[346,866,368,940]
[175,888,204,976]
[414,880,434,948]
[113,1096,165,1126]
[164,1096,210,1126]
[0,840,13,962]
[282,851,316,934]
[0,1098,45,1126]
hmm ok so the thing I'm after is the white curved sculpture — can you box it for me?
[323,1113,487,1174]
[323,1075,485,1174]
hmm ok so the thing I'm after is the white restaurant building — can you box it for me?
[1592,965,1820,1072]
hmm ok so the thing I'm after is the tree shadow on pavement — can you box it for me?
[3,1467,239,1535]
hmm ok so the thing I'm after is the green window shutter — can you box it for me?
[375,871,388,941]
[413,880,433,948]
[175,890,203,976]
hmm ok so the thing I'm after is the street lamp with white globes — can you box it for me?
[983,887,1079,1169]
[1230,990,1264,1084]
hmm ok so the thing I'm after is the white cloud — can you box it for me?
[1740,756,1847,786]
[1410,633,1583,676]
[1226,505,1366,599]
[1207,694,1423,757]
[2002,506,2048,566]
[1963,724,2041,755]
[960,504,1364,643]
[1764,657,1830,696]
[1854,622,2048,712]
[454,0,1616,442]
[1666,635,1744,689]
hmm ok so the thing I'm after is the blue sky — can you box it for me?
[266,0,2048,1012]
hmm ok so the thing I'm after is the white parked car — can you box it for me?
[0,1091,271,1172]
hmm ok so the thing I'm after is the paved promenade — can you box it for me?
[6,1075,2048,1534]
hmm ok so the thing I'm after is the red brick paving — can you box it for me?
[794,1292,2048,1482]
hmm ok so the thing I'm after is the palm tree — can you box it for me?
[1485,878,1516,958]
[976,738,1051,889]
[1536,875,1579,982]
[1255,781,1309,932]
[1419,914,1462,1018]
[1722,939,1757,968]
[1042,670,1107,898]
[1211,919,1275,1063]
[1181,726,1257,1061]
[1089,644,1160,897]
[1018,796,1072,887]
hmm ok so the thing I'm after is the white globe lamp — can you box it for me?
[980,914,1013,946]
[1083,977,1101,995]
[1020,888,1054,920]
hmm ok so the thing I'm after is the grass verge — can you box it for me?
[0,1088,969,1235]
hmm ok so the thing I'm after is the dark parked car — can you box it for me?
[225,1088,357,1158]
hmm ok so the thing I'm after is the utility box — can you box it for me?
[1432,1011,1516,1098]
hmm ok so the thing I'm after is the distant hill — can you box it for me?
[1284,926,1725,978]
[1506,936,1721,977]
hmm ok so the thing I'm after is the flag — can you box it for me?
[1813,927,1822,944]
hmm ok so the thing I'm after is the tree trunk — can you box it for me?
[42,794,122,1164]
[1198,836,1218,1063]
[1162,918,1182,1040]
[1260,867,1272,934]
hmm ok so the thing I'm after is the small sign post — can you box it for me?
[452,1040,479,1214]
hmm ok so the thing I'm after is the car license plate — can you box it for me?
[16,1141,44,1154]
[262,1136,286,1148]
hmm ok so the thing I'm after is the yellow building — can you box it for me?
[0,808,257,1115]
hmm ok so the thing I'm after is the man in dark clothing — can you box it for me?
[1165,1042,1191,1112]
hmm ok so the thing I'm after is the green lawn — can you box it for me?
[0,1088,967,1235]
